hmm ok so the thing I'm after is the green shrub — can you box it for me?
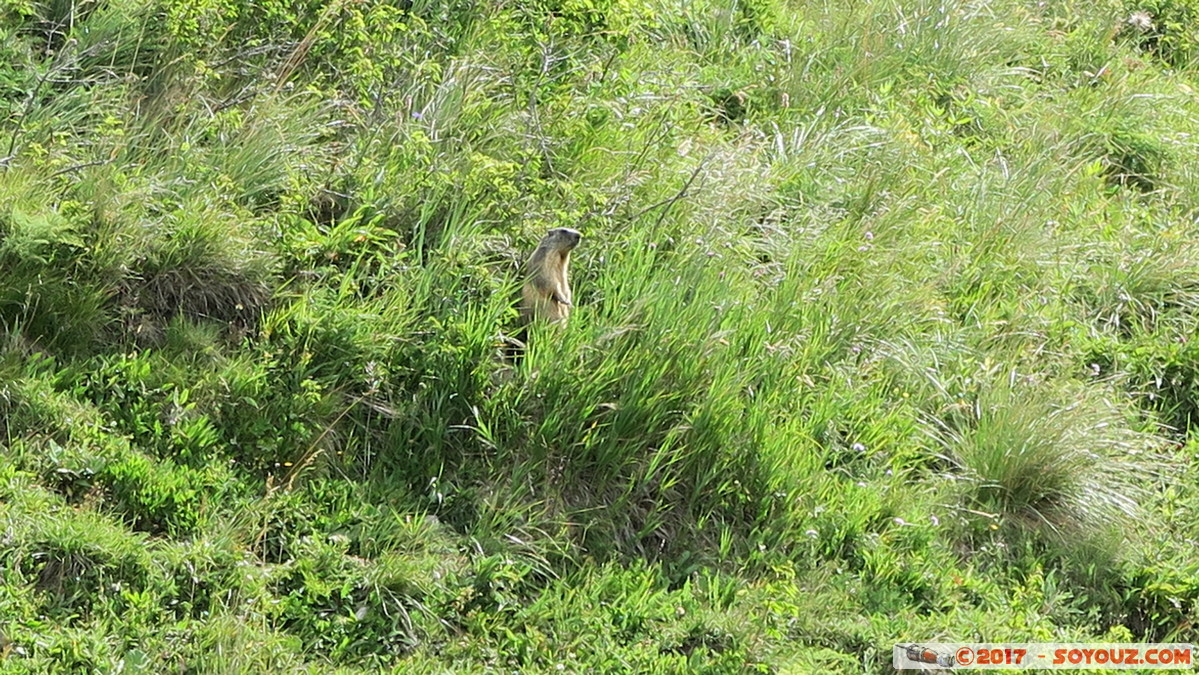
[1121,0,1199,66]
[1121,562,1199,639]
[1084,331,1199,434]
[4,0,1199,667]
[272,534,421,664]
[98,453,208,536]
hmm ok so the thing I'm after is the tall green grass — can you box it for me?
[1,0,1199,670]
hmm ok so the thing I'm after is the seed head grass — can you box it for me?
[929,378,1166,542]
[1,0,1198,670]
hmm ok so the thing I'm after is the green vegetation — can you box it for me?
[2,0,1199,671]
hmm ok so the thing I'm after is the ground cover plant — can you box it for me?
[1,0,1199,672]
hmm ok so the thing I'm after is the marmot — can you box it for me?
[521,227,582,325]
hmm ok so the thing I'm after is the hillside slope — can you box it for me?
[1,0,1198,672]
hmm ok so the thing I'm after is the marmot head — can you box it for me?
[541,227,582,251]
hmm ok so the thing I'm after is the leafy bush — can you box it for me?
[3,0,1199,669]
[1084,331,1199,434]
[1122,0,1199,66]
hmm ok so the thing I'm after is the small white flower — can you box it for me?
[1126,11,1154,32]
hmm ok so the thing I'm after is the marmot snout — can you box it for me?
[521,227,582,325]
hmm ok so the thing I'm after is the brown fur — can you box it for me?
[521,228,582,325]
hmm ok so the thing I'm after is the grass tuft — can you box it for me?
[3,0,1199,669]
[931,377,1166,546]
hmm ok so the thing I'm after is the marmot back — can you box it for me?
[521,228,582,325]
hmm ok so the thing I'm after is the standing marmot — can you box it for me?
[521,227,582,325]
